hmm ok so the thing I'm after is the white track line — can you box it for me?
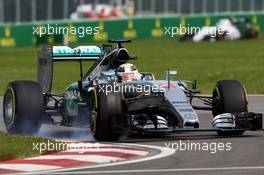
[62,148,148,156]
[27,155,124,163]
[248,94,264,97]
[0,164,61,172]
[43,166,264,174]
[22,143,175,174]
[195,94,264,97]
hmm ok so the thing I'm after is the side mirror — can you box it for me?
[166,70,177,89]
[166,70,177,80]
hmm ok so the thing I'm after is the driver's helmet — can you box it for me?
[117,63,142,81]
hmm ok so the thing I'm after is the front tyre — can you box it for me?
[3,81,44,134]
[212,80,248,136]
[89,86,128,141]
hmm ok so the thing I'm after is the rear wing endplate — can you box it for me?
[37,45,102,93]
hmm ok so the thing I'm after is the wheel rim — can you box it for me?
[4,93,14,125]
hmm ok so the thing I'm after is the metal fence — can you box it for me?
[0,0,117,23]
[0,0,264,23]
[135,0,264,15]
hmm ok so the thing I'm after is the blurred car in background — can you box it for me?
[180,18,258,42]
[70,3,133,20]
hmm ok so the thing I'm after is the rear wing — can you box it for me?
[37,45,102,93]
[52,46,101,61]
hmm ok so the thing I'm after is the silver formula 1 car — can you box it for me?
[3,39,263,141]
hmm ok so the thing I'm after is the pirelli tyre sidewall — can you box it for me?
[212,80,248,136]
[88,87,98,136]
[89,84,128,141]
[3,81,44,134]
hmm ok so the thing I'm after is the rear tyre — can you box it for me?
[3,81,44,134]
[212,80,248,136]
[89,86,128,141]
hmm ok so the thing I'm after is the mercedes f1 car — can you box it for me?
[3,39,263,141]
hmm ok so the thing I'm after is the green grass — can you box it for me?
[0,36,264,94]
[0,132,64,161]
